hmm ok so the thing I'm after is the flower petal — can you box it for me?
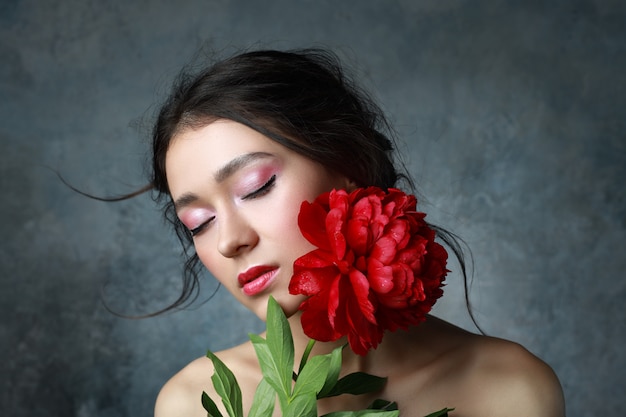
[292,186,448,355]
[348,269,376,324]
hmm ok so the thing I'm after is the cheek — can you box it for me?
[194,241,228,283]
[261,190,317,252]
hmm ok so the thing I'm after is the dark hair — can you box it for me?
[152,49,407,193]
[147,48,478,329]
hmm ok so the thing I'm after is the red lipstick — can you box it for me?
[238,265,279,296]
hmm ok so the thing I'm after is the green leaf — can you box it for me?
[284,392,318,417]
[317,345,343,398]
[247,378,276,417]
[205,350,244,417]
[265,297,295,395]
[367,399,398,410]
[324,372,387,397]
[321,410,399,417]
[292,354,330,397]
[249,333,289,411]
[423,408,454,417]
[201,391,223,417]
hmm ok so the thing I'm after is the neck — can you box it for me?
[286,312,374,375]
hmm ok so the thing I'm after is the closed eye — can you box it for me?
[189,216,215,237]
[188,175,276,237]
[242,175,276,200]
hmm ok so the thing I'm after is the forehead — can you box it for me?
[169,118,282,153]
[168,119,285,162]
[165,120,288,194]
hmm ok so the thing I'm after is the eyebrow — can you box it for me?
[173,151,274,210]
[213,151,273,183]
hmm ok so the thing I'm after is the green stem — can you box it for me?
[296,339,317,377]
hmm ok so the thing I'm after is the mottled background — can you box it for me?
[1,1,624,416]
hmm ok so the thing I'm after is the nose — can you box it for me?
[217,212,259,258]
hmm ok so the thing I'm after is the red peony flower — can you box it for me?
[289,187,448,355]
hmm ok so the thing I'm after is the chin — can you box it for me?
[256,293,304,322]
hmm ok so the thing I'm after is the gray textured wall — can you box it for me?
[1,1,624,416]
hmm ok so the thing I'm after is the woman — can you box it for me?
[150,49,565,416]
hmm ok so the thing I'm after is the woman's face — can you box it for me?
[165,119,352,321]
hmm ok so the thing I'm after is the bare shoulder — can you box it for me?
[154,342,259,417]
[461,334,566,417]
[389,317,565,417]
[154,355,214,417]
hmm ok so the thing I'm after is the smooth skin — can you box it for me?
[156,120,565,417]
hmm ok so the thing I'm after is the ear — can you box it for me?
[343,177,359,193]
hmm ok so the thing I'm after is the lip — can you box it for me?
[238,265,279,296]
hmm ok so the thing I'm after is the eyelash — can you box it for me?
[188,175,277,237]
[188,216,214,236]
[242,174,276,200]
